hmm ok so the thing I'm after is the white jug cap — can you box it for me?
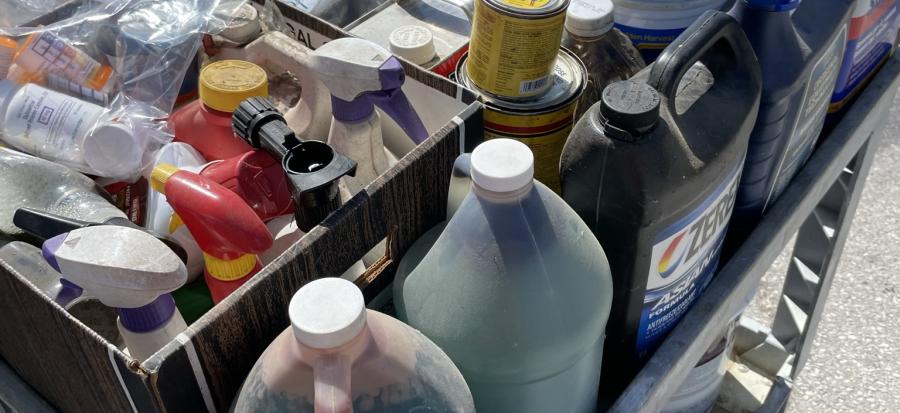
[290,278,367,349]
[566,0,615,38]
[82,122,143,178]
[218,2,261,44]
[389,25,437,65]
[470,138,534,193]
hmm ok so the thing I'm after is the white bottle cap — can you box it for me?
[389,25,437,65]
[218,2,261,44]
[290,278,367,349]
[470,138,534,193]
[82,122,143,178]
[565,0,615,38]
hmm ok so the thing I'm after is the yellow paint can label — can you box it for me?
[483,101,577,193]
[467,0,567,99]
[499,0,552,8]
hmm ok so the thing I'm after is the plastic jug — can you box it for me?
[563,0,646,121]
[232,277,474,412]
[829,0,899,123]
[559,10,762,393]
[727,0,853,244]
[395,139,612,413]
[0,148,126,236]
[612,0,729,62]
[169,60,269,161]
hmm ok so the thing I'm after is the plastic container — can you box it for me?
[559,11,761,395]
[232,277,475,412]
[829,0,900,121]
[0,36,15,79]
[612,0,729,61]
[727,0,854,247]
[0,148,127,236]
[0,80,143,179]
[11,31,114,91]
[170,60,269,161]
[150,164,273,304]
[395,139,613,413]
[562,0,646,121]
[42,225,188,360]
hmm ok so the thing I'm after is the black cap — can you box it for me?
[599,80,660,139]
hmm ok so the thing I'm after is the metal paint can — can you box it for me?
[456,48,585,193]
[466,0,570,99]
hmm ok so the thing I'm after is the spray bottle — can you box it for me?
[42,226,188,360]
[149,165,273,303]
[307,37,429,197]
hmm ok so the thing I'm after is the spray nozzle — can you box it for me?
[41,226,187,309]
[309,38,429,144]
[14,207,188,264]
[234,97,358,232]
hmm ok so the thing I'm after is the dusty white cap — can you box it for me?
[82,122,144,178]
[219,2,261,44]
[566,0,615,38]
[290,278,367,349]
[470,138,534,193]
[389,25,437,65]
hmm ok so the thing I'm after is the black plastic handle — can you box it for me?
[647,10,761,119]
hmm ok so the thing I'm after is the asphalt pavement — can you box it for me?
[743,91,900,412]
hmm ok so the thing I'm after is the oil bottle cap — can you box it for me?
[470,138,534,193]
[742,0,800,11]
[0,36,16,78]
[599,80,660,138]
[290,278,366,349]
[82,122,143,178]
[565,0,615,38]
[202,252,258,281]
[389,26,437,65]
[150,163,180,194]
[199,60,268,113]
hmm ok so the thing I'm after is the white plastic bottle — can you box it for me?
[0,80,144,179]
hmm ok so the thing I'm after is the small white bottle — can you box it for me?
[0,80,144,179]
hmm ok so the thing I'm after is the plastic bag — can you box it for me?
[0,0,247,181]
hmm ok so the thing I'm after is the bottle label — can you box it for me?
[636,165,741,355]
[830,0,898,112]
[768,25,848,206]
[19,32,103,86]
[614,23,687,63]
[2,85,105,163]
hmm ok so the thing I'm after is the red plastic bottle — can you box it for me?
[169,60,269,161]
[150,163,273,303]
[196,150,294,221]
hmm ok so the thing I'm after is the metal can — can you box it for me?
[456,48,585,193]
[466,0,569,99]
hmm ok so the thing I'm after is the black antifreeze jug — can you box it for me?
[559,10,762,393]
[727,0,853,246]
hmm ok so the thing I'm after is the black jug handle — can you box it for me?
[646,10,761,122]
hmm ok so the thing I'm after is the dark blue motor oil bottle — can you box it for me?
[559,10,762,396]
[726,0,854,246]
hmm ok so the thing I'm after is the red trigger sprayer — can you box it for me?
[150,165,273,303]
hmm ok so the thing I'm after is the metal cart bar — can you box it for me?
[610,53,900,413]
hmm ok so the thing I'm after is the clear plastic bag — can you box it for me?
[0,0,247,181]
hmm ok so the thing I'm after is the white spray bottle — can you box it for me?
[42,226,188,360]
[308,37,429,198]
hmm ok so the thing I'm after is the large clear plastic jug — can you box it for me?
[395,139,613,413]
[232,277,474,413]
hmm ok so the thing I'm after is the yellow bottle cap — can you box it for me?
[199,60,268,113]
[203,253,259,281]
[150,163,179,194]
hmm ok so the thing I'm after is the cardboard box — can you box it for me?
[0,4,482,412]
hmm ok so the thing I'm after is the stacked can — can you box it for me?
[457,0,585,193]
